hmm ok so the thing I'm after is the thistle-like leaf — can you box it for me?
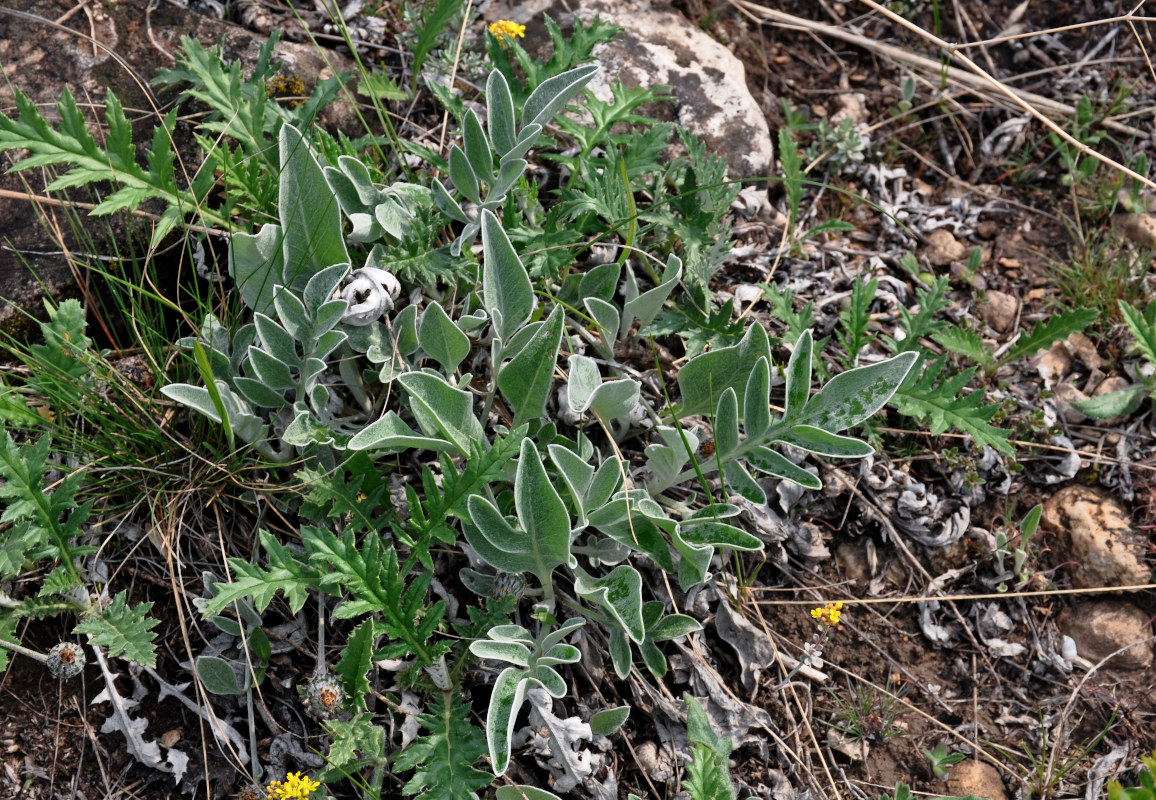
[74,592,159,667]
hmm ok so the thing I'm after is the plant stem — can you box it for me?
[0,638,48,663]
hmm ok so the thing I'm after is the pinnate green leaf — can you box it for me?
[74,591,159,667]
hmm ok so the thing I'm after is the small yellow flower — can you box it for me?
[265,772,320,800]
[810,601,844,628]
[488,19,526,42]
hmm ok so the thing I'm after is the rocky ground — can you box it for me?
[1,0,1154,799]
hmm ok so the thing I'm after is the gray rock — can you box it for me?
[946,759,1008,800]
[1052,382,1090,425]
[921,228,967,266]
[498,0,773,179]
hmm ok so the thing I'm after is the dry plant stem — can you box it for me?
[1044,633,1156,789]
[752,582,1156,605]
[826,468,995,667]
[0,188,229,239]
[159,501,243,784]
[679,636,836,798]
[438,0,475,155]
[746,602,838,796]
[0,637,50,664]
[729,1,1153,148]
[855,0,1156,188]
[75,696,112,793]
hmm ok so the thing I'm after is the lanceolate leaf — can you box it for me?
[419,302,470,372]
[498,306,564,424]
[464,439,574,586]
[746,446,821,490]
[397,372,485,456]
[713,388,740,459]
[481,210,534,341]
[347,411,457,453]
[679,323,771,416]
[485,667,529,776]
[784,330,813,420]
[521,63,600,131]
[230,222,284,316]
[487,70,518,156]
[277,124,349,293]
[777,425,874,458]
[797,350,919,433]
[743,357,771,442]
[1072,385,1145,419]
[574,565,644,642]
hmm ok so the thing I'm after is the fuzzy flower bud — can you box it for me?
[46,642,85,679]
[299,672,346,720]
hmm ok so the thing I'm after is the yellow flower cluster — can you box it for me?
[488,19,526,41]
[266,772,320,800]
[810,601,844,628]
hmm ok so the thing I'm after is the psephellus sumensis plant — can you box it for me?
[0,16,931,797]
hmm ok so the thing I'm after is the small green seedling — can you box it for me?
[994,504,1042,592]
[924,742,967,780]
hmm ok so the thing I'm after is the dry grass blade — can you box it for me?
[728,0,1155,163]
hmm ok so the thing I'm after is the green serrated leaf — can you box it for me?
[1003,307,1098,363]
[932,328,993,366]
[892,357,1013,455]
[322,712,385,778]
[1121,301,1156,366]
[336,620,376,710]
[394,693,491,799]
[73,591,158,667]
